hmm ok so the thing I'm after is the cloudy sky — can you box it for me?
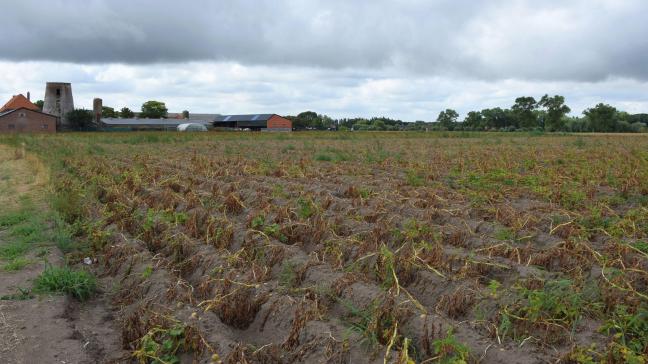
[1,0,647,121]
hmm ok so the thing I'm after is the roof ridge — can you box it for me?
[0,94,40,113]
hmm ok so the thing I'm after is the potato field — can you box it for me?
[6,132,648,363]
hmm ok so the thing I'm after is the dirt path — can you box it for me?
[0,144,123,364]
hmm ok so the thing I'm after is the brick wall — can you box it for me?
[267,115,292,130]
[0,109,56,133]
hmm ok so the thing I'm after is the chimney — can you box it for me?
[27,92,30,101]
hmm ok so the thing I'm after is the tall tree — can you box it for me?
[583,103,618,132]
[538,95,571,131]
[437,109,459,130]
[511,96,538,129]
[120,107,135,118]
[34,100,44,111]
[481,108,510,129]
[140,100,168,119]
[463,111,483,129]
[294,111,319,129]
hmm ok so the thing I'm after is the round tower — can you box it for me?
[43,82,74,128]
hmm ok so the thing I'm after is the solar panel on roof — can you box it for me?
[252,115,260,120]
[224,115,232,121]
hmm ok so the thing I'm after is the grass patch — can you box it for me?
[494,227,516,241]
[33,265,96,301]
[3,257,32,271]
[0,241,30,260]
[314,153,333,162]
[0,210,31,227]
[405,169,425,187]
[0,287,34,301]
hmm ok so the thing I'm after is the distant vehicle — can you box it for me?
[177,123,208,132]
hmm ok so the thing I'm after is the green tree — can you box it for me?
[437,109,459,130]
[481,108,512,129]
[511,96,538,129]
[463,111,483,130]
[119,107,135,118]
[583,103,618,132]
[101,106,117,118]
[140,100,168,119]
[34,100,44,111]
[292,111,318,129]
[538,95,571,131]
[66,109,94,130]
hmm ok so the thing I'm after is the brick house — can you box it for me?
[0,94,57,133]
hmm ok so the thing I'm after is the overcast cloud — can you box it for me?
[1,0,647,120]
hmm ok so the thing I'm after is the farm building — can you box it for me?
[99,118,211,131]
[213,114,292,131]
[0,94,57,133]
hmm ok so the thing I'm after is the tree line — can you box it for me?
[287,96,647,133]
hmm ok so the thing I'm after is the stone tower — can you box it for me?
[93,98,103,124]
[43,82,74,128]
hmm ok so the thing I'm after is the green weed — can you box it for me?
[601,304,648,361]
[431,329,470,364]
[279,261,299,289]
[0,210,30,227]
[0,287,34,301]
[133,324,188,364]
[405,169,425,187]
[499,279,598,342]
[33,265,97,301]
[297,197,316,219]
[3,257,32,271]
[494,228,516,241]
[142,265,154,279]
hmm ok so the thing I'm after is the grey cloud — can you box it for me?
[1,0,647,82]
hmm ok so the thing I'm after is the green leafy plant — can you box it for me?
[487,279,501,298]
[251,215,265,229]
[132,325,187,364]
[498,279,595,342]
[601,304,648,361]
[142,265,154,279]
[297,197,316,219]
[431,329,470,364]
[263,223,287,243]
[494,228,515,241]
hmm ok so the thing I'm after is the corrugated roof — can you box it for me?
[101,118,210,126]
[0,94,40,112]
[214,114,275,123]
